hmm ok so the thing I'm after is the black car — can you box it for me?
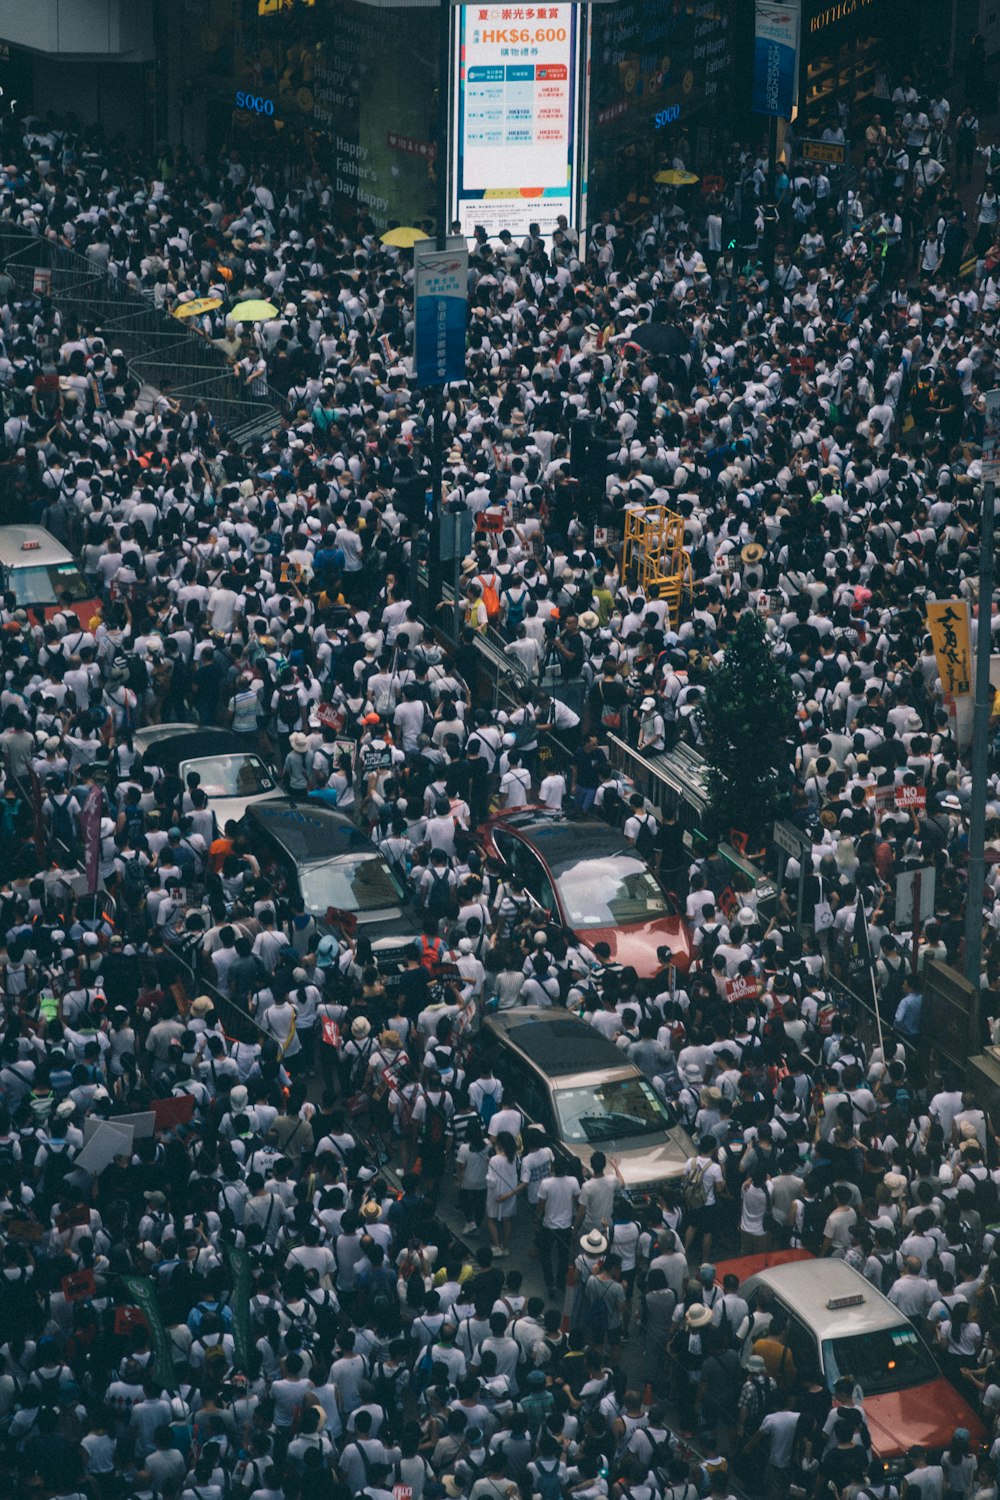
[241,798,416,962]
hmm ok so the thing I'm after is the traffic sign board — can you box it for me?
[801,138,846,166]
[773,818,810,856]
[896,866,936,925]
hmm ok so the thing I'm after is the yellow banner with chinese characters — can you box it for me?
[927,599,973,697]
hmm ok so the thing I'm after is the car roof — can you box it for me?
[746,1259,903,1341]
[486,1009,634,1079]
[245,798,372,865]
[0,526,74,568]
[137,727,250,769]
[492,811,634,872]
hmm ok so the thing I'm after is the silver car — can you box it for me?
[133,724,283,827]
[482,1008,695,1199]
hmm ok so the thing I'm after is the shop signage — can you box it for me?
[809,0,875,32]
[235,90,276,116]
[801,137,846,165]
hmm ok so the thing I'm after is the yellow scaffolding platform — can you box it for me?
[621,505,693,628]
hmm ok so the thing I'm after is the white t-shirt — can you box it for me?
[500,767,531,807]
[537,1174,581,1229]
[685,1156,724,1206]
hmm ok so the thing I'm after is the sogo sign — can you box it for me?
[235,90,275,116]
[654,103,681,128]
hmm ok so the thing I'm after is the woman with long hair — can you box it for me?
[485,1128,521,1255]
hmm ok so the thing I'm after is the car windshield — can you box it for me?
[822,1325,938,1396]
[554,853,669,928]
[9,563,89,607]
[300,854,403,916]
[182,754,275,798]
[553,1075,673,1143]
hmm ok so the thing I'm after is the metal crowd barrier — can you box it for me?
[0,228,283,435]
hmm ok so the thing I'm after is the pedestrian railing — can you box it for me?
[171,946,269,1046]
[0,228,284,435]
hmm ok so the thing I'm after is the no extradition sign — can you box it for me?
[414,239,469,387]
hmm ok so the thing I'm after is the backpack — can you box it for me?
[419,934,446,974]
[122,854,147,904]
[875,1251,901,1294]
[40,1141,74,1197]
[426,866,457,920]
[122,802,145,843]
[800,1196,827,1254]
[542,1332,566,1373]
[881,958,906,1013]
[504,586,528,630]
[48,796,76,852]
[198,1337,230,1381]
[477,575,501,623]
[634,812,657,863]
[282,1303,316,1352]
[421,1092,448,1150]
[0,796,21,840]
[969,1165,998,1221]
[583,1278,613,1335]
[682,1159,708,1212]
[478,1082,501,1128]
[277,688,301,729]
[35,1363,69,1405]
[410,1344,435,1396]
[371,1357,407,1415]
[534,1459,563,1500]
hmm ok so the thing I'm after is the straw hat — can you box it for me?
[686,1304,713,1329]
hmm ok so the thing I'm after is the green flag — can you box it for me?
[119,1275,177,1391]
[226,1245,251,1374]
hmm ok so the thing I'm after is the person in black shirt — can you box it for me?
[816,1417,868,1494]
[555,615,585,679]
[191,646,227,727]
[571,736,606,813]
[395,946,431,1021]
[657,805,687,895]
[467,1245,505,1307]
[786,602,821,661]
[463,740,491,827]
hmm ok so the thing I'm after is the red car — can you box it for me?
[478,809,691,976]
[717,1252,985,1467]
[0,526,100,628]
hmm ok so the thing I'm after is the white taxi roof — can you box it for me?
[0,526,75,569]
[745,1259,904,1342]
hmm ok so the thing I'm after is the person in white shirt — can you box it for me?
[538,770,566,810]
[536,1159,580,1294]
[682,1139,726,1258]
[499,752,531,807]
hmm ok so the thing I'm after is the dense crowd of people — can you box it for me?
[0,40,995,1500]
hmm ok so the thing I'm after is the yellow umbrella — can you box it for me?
[172,297,223,320]
[379,226,429,249]
[229,299,279,322]
[654,169,700,186]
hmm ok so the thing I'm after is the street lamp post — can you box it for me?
[427,0,452,609]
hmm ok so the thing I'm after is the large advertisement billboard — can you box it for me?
[451,2,582,240]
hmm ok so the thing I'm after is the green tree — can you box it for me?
[695,610,794,840]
